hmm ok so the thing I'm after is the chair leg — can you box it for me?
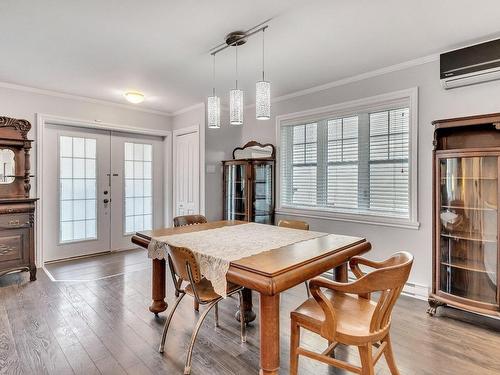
[184,299,220,375]
[358,344,375,375]
[290,320,300,375]
[214,303,219,328]
[193,300,199,312]
[238,290,247,343]
[304,281,310,298]
[382,334,400,375]
[159,293,185,353]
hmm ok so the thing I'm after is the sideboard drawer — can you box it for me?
[0,213,31,229]
[0,228,27,263]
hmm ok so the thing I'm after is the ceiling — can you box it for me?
[1,0,500,114]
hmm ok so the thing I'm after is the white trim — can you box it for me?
[0,81,172,117]
[275,88,419,230]
[172,102,205,116]
[276,209,420,230]
[36,113,172,266]
[247,54,437,108]
[172,124,205,217]
[38,113,171,137]
[343,269,429,301]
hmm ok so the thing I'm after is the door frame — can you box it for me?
[172,124,205,219]
[36,113,171,267]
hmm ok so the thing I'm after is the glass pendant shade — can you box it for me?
[256,80,271,120]
[229,89,244,125]
[207,95,221,128]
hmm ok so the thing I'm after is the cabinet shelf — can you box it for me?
[440,232,497,243]
[440,176,497,180]
[440,261,496,275]
[441,205,497,211]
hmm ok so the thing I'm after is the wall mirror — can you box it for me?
[0,149,15,184]
[233,141,275,160]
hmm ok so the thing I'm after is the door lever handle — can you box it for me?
[103,199,110,204]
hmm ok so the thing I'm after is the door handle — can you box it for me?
[103,199,110,204]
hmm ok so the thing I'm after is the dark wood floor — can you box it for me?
[1,250,500,375]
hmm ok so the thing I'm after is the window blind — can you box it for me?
[280,104,411,220]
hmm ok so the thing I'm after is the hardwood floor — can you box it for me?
[1,250,500,375]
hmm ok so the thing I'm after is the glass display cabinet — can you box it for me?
[223,142,275,224]
[429,113,500,318]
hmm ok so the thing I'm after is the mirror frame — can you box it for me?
[232,141,275,160]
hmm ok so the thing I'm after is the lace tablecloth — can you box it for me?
[148,222,328,297]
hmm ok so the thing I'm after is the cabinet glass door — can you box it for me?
[439,156,498,306]
[252,163,273,224]
[224,163,247,220]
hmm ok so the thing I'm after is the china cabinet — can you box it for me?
[429,113,500,318]
[222,141,275,224]
[0,116,37,281]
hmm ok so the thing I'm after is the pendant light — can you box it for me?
[256,28,270,120]
[229,43,244,125]
[207,55,221,128]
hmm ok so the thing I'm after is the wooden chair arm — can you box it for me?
[309,277,370,299]
[349,256,395,279]
[308,277,337,341]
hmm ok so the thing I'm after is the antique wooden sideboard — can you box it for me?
[0,116,37,281]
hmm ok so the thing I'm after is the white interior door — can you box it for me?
[43,125,111,262]
[174,129,199,216]
[109,131,164,250]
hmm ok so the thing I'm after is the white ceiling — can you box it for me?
[1,0,500,114]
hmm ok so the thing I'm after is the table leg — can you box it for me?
[235,288,257,324]
[334,262,348,282]
[259,294,280,375]
[149,258,168,315]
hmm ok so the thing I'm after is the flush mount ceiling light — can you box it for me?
[208,21,271,128]
[124,91,145,104]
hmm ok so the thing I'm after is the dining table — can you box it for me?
[131,220,371,374]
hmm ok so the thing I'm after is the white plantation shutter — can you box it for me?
[280,97,413,223]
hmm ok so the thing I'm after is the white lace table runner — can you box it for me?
[148,222,328,297]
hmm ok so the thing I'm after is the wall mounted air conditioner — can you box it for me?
[441,38,500,89]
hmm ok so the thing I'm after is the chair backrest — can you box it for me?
[277,219,309,231]
[353,252,413,333]
[173,215,207,227]
[167,245,202,284]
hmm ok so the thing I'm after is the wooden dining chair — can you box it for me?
[290,251,413,375]
[159,245,247,375]
[277,219,311,297]
[173,214,208,311]
[173,214,208,227]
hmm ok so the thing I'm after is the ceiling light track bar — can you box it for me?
[210,24,269,56]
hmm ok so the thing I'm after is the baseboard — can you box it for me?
[323,270,430,302]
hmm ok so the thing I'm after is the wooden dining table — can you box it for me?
[131,220,371,374]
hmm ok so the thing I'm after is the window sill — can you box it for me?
[276,207,420,230]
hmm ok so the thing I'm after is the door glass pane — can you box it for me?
[224,164,247,220]
[59,136,97,242]
[253,163,273,224]
[124,142,153,234]
[439,156,498,304]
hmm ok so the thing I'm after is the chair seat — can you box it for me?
[185,278,241,302]
[291,289,380,343]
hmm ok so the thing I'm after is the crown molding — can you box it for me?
[172,102,205,116]
[246,53,439,108]
[0,81,173,117]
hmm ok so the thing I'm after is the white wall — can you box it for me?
[0,85,172,197]
[241,60,500,291]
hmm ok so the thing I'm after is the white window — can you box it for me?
[59,136,97,242]
[124,142,153,234]
[277,88,418,228]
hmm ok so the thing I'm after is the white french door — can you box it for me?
[42,124,164,262]
[109,131,164,250]
[174,128,199,216]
